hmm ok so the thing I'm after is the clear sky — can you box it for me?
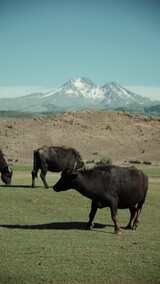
[0,0,160,98]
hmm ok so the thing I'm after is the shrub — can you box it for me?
[96,156,112,166]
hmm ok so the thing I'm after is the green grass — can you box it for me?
[0,166,160,284]
[13,163,32,172]
[137,165,160,178]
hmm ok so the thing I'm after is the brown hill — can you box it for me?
[0,111,160,164]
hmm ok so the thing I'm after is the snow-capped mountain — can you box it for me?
[101,82,151,108]
[0,78,155,113]
[41,77,105,100]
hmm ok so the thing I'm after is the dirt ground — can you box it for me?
[0,111,160,164]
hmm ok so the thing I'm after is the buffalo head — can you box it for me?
[1,166,13,185]
[53,169,78,192]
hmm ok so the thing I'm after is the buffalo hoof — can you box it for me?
[132,224,138,230]
[44,185,49,189]
[124,225,132,230]
[132,220,139,230]
[114,229,122,235]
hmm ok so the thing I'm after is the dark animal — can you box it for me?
[0,149,13,185]
[53,165,148,234]
[32,146,84,188]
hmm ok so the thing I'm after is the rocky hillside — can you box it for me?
[0,111,160,164]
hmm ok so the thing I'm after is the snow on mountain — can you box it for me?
[48,78,151,105]
[101,82,151,107]
[0,78,154,113]
[40,78,105,101]
[41,89,57,98]
[103,82,134,100]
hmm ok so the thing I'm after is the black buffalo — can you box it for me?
[0,149,13,185]
[32,146,84,188]
[53,165,148,234]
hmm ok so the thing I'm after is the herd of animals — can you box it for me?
[0,146,148,234]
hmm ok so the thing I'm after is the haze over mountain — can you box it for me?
[0,78,158,114]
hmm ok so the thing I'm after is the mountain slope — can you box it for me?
[144,104,160,116]
[101,82,151,108]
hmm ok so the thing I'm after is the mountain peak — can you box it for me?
[71,77,96,88]
[59,77,98,99]
[77,77,95,85]
[62,77,95,89]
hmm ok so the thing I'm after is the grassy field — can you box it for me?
[0,165,160,284]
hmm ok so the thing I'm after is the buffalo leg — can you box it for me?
[110,205,121,234]
[32,170,38,188]
[132,199,145,230]
[132,210,139,230]
[87,201,98,229]
[125,207,137,229]
[40,170,49,188]
[132,206,142,229]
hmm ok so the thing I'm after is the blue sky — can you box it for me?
[0,0,160,98]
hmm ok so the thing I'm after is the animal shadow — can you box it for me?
[0,184,32,189]
[0,221,109,231]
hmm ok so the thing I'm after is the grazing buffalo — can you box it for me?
[0,149,13,185]
[32,146,84,188]
[53,165,148,234]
